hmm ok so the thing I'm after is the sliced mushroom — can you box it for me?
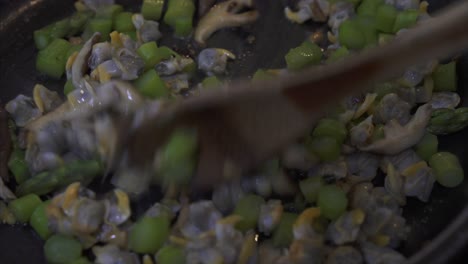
[195,0,259,44]
[359,104,432,155]
[72,32,101,89]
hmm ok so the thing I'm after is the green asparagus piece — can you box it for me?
[69,257,92,264]
[64,79,75,95]
[299,176,324,203]
[44,234,83,264]
[357,0,384,17]
[339,20,366,50]
[8,149,30,184]
[433,62,457,92]
[69,11,94,36]
[415,133,438,161]
[30,201,52,240]
[36,38,72,79]
[95,4,124,19]
[129,216,170,254]
[355,16,378,48]
[252,69,275,80]
[305,136,341,162]
[157,128,198,186]
[142,0,165,21]
[312,118,348,144]
[317,185,348,220]
[202,76,222,89]
[374,82,397,99]
[164,0,196,36]
[113,12,135,32]
[285,41,323,70]
[371,124,385,142]
[8,194,42,223]
[429,152,464,188]
[156,245,185,264]
[134,69,169,99]
[8,121,30,184]
[378,33,394,45]
[234,194,265,232]
[327,46,350,63]
[375,4,397,33]
[16,160,102,197]
[272,212,298,248]
[393,9,419,33]
[428,107,468,135]
[47,18,72,40]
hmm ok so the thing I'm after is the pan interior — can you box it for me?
[0,0,467,263]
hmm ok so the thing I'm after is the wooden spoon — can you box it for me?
[121,0,468,190]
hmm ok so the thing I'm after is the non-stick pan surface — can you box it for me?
[0,0,467,263]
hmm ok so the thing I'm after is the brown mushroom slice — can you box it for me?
[359,104,431,155]
[195,0,259,44]
[72,33,102,90]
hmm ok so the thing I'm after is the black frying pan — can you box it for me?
[0,0,467,263]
